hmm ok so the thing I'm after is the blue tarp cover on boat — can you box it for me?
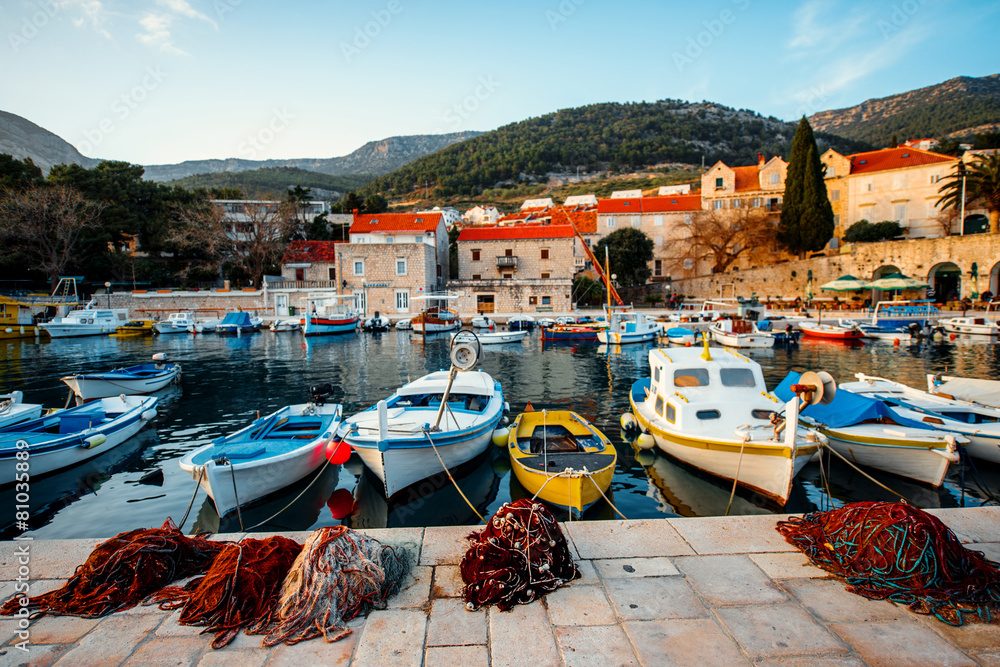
[220,311,251,327]
[774,372,930,430]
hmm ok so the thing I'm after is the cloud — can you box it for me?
[59,0,114,40]
[156,0,218,29]
[136,12,187,55]
[787,0,871,55]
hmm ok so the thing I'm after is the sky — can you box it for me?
[2,0,997,166]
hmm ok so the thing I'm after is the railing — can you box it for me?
[496,256,518,268]
[266,280,338,290]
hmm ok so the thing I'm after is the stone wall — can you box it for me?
[458,237,575,281]
[108,289,266,317]
[450,279,573,314]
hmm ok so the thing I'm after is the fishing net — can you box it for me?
[777,501,1000,625]
[261,525,410,646]
[151,535,302,648]
[461,499,579,611]
[0,519,225,619]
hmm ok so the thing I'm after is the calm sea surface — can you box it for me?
[2,328,1000,540]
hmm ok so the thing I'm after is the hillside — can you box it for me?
[145,132,482,182]
[0,111,100,174]
[808,74,1000,146]
[167,167,374,198]
[361,101,870,200]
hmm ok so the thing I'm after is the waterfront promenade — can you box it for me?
[0,507,998,666]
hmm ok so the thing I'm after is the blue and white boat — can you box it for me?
[507,315,536,331]
[0,391,43,429]
[597,305,662,345]
[178,397,344,517]
[302,294,360,336]
[216,311,263,335]
[0,395,158,480]
[662,326,701,345]
[61,354,181,401]
[336,369,507,497]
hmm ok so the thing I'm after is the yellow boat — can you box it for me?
[110,319,157,336]
[507,409,617,512]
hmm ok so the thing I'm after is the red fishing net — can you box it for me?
[461,499,579,611]
[151,535,302,648]
[777,501,1000,625]
[261,525,410,646]
[0,518,226,619]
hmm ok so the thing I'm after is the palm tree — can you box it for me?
[937,153,1000,234]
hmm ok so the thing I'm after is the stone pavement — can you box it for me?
[0,507,998,666]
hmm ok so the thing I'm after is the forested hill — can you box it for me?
[167,167,373,198]
[808,74,1000,146]
[362,101,870,199]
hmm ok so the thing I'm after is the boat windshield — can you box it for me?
[674,369,709,387]
[394,393,487,412]
[720,368,756,388]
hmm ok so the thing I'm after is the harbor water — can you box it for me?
[1,328,999,540]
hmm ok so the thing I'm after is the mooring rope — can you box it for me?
[245,459,333,532]
[819,441,912,505]
[179,466,205,529]
[725,437,748,516]
[227,459,244,532]
[422,429,485,523]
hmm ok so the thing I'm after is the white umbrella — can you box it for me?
[870,272,929,291]
[820,274,872,291]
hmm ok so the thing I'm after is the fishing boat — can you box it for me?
[841,373,1000,464]
[541,322,604,341]
[470,316,495,329]
[709,318,775,348]
[507,409,616,513]
[0,391,43,429]
[597,305,661,345]
[153,312,197,335]
[661,327,702,345]
[0,296,42,340]
[188,318,220,334]
[774,372,964,487]
[395,318,412,330]
[269,319,301,332]
[301,294,360,336]
[411,292,460,334]
[110,319,157,336]
[336,338,507,497]
[215,311,263,335]
[0,277,85,340]
[507,315,536,331]
[362,312,391,332]
[628,343,825,505]
[39,299,129,338]
[939,301,1000,336]
[799,322,864,340]
[61,354,181,401]
[452,329,528,345]
[928,374,1000,409]
[0,394,158,481]
[537,318,556,328]
[178,393,344,517]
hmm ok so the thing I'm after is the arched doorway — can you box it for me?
[929,262,961,303]
[964,214,989,235]
[870,266,901,306]
[988,261,1000,300]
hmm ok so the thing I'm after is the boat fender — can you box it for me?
[141,408,157,422]
[82,433,107,449]
[636,432,655,450]
[620,413,637,431]
[4,328,11,334]
[491,426,510,447]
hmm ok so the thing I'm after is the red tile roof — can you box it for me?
[457,224,576,241]
[732,165,761,192]
[350,212,443,234]
[848,147,956,175]
[597,195,702,214]
[550,207,598,233]
[597,198,642,214]
[281,240,343,264]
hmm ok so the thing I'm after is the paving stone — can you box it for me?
[574,558,598,582]
[353,609,427,664]
[122,637,206,666]
[155,611,208,637]
[421,525,474,566]
[52,613,163,667]
[829,620,978,666]
[970,651,1000,666]
[624,618,750,665]
[565,519,695,559]
[926,507,1000,544]
[716,603,847,660]
[668,514,797,555]
[749,552,827,579]
[0,539,101,582]
[265,631,357,666]
[781,578,912,623]
[426,597,487,646]
[675,555,788,606]
[968,542,1000,563]
[425,644,488,666]
[0,642,72,667]
[431,565,464,598]
[911,612,1000,650]
[545,585,616,626]
[196,647,269,667]
[389,564,432,609]
[754,656,867,666]
[12,615,99,644]
[489,602,560,667]
[1,580,68,609]
[593,556,679,579]
[357,527,424,562]
[603,576,709,621]
[555,624,638,666]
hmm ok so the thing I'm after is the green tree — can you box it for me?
[842,219,903,242]
[286,184,313,238]
[0,154,43,190]
[364,193,388,214]
[448,226,460,279]
[777,118,834,255]
[594,228,654,288]
[572,275,603,306]
[937,154,1000,234]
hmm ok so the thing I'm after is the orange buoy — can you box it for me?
[325,439,351,465]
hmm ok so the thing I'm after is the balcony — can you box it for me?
[496,255,518,268]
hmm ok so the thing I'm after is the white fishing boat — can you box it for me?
[470,316,495,329]
[0,395,158,480]
[39,299,128,338]
[628,342,825,505]
[61,354,181,401]
[153,312,197,335]
[661,326,702,345]
[362,312,391,332]
[774,372,964,487]
[188,318,220,334]
[841,373,1000,464]
[302,294,360,336]
[709,318,775,348]
[928,374,1000,409]
[939,301,1000,336]
[269,319,301,332]
[178,394,344,517]
[0,391,43,429]
[395,318,412,330]
[411,292,460,334]
[597,305,662,345]
[452,329,528,345]
[336,338,507,497]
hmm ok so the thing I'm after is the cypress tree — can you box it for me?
[777,117,834,255]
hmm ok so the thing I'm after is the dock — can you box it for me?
[1,507,998,665]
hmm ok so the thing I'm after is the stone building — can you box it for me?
[462,205,501,226]
[700,154,787,213]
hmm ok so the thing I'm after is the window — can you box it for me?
[607,216,616,228]
[328,267,336,280]
[665,403,676,423]
[542,296,550,305]
[684,214,693,224]
[386,236,394,243]
[394,290,409,313]
[655,395,664,417]
[396,258,407,275]
[930,174,941,184]
[353,260,364,276]
[865,180,874,192]
[472,249,481,261]
[720,368,756,387]
[674,368,709,387]
[894,203,906,222]
[503,273,512,279]
[654,215,664,227]
[654,260,662,277]
[631,216,640,227]
[540,248,549,259]
[751,409,774,420]
[295,268,305,281]
[696,410,721,420]
[505,248,513,257]
[714,200,724,210]
[768,173,779,184]
[654,367,660,383]
[825,166,834,177]
[732,199,742,208]
[830,189,840,201]
[541,272,550,279]
[834,214,840,226]
[472,274,481,280]
[654,235,663,246]
[715,177,723,189]
[529,296,538,305]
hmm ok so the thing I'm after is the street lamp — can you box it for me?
[104,281,111,308]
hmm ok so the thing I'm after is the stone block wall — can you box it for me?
[459,238,574,281]
[450,279,573,314]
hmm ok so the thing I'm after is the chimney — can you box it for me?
[758,152,765,167]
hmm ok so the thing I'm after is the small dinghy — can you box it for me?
[507,409,616,513]
[0,391,43,429]
[452,329,528,345]
[362,312,391,332]
[61,354,181,401]
[178,385,345,517]
[216,311,263,335]
[110,319,156,337]
[662,327,701,345]
[269,319,301,332]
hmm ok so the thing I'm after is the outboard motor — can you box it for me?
[310,382,334,406]
[908,322,922,338]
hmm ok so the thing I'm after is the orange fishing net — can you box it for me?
[461,499,579,611]
[0,519,225,619]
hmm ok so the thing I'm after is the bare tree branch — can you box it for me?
[664,207,776,274]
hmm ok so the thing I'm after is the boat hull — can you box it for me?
[541,327,600,341]
[818,427,958,487]
[302,315,358,336]
[800,324,864,340]
[61,364,180,401]
[709,325,774,348]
